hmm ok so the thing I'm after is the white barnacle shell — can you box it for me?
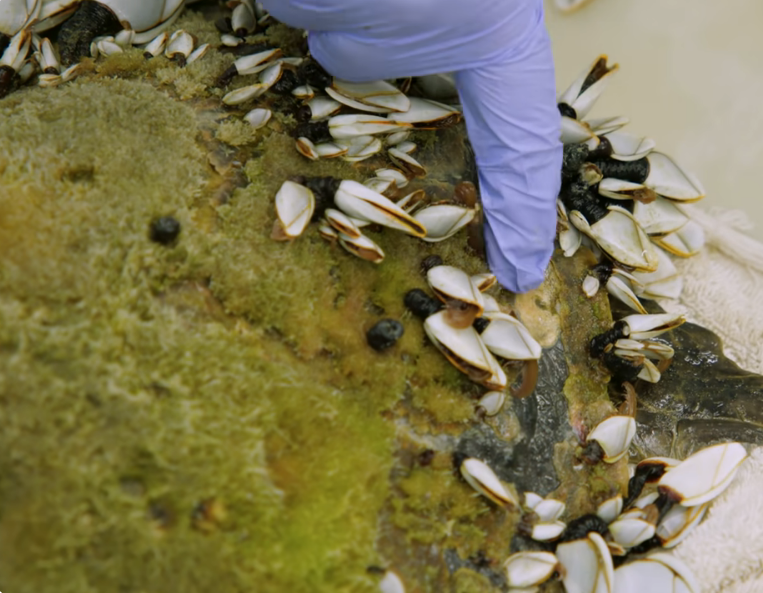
[314,142,348,159]
[654,219,705,257]
[17,58,36,83]
[644,152,705,202]
[395,189,425,213]
[656,501,709,548]
[470,273,496,292]
[113,28,135,49]
[222,83,267,105]
[378,569,405,593]
[325,85,391,114]
[37,72,61,87]
[614,339,674,361]
[481,294,501,315]
[231,1,255,35]
[96,37,123,57]
[556,531,614,593]
[635,456,680,479]
[532,498,566,522]
[306,96,342,120]
[605,275,646,314]
[658,442,747,507]
[413,204,477,243]
[329,114,408,138]
[480,312,542,361]
[614,552,698,593]
[620,312,685,340]
[587,416,636,464]
[374,168,408,188]
[143,31,168,57]
[37,36,59,72]
[605,130,656,161]
[386,97,460,126]
[339,135,383,162]
[424,310,506,390]
[165,29,194,60]
[244,108,271,130]
[557,55,619,120]
[561,115,596,144]
[334,180,426,238]
[259,61,283,89]
[338,231,385,264]
[570,206,658,272]
[503,551,558,589]
[459,458,518,509]
[386,130,410,146]
[394,141,417,154]
[582,275,600,298]
[632,491,660,510]
[220,33,243,47]
[632,197,688,236]
[427,265,485,318]
[272,181,314,240]
[295,137,319,161]
[186,43,210,65]
[529,520,566,542]
[233,48,281,75]
[325,208,361,239]
[475,391,505,417]
[596,496,623,524]
[0,29,32,72]
[597,178,649,201]
[318,223,337,242]
[388,148,426,178]
[557,198,582,258]
[608,516,656,549]
[363,177,396,196]
[585,115,629,136]
[630,248,683,301]
[523,492,544,511]
[331,78,410,112]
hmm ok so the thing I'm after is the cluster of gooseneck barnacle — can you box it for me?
[269,54,744,592]
[449,440,748,593]
[554,56,708,387]
[0,0,229,96]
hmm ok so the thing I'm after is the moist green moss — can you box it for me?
[0,73,395,593]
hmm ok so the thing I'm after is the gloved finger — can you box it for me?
[454,25,562,292]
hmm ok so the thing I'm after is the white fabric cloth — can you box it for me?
[661,205,763,592]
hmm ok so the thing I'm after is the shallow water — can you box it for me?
[546,0,763,239]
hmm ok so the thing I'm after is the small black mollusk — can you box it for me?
[150,216,181,245]
[366,319,405,351]
[404,289,442,320]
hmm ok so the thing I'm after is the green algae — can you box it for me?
[0,75,394,593]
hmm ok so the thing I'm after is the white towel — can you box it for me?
[662,205,763,592]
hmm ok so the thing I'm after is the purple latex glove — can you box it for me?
[261,0,562,293]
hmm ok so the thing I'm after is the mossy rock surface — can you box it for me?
[1,7,761,593]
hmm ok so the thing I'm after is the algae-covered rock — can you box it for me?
[0,6,761,593]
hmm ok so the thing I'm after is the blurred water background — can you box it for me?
[546,0,763,239]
